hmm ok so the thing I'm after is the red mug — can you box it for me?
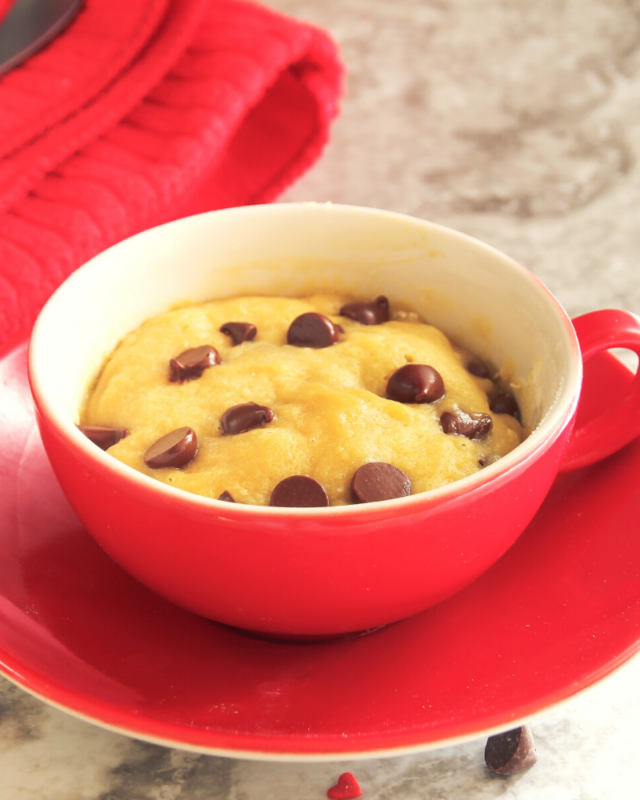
[560,309,640,471]
[28,204,640,637]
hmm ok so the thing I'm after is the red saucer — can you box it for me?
[1,340,639,759]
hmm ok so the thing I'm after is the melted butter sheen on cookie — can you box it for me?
[80,294,526,506]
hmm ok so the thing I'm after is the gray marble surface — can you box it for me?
[2,0,640,797]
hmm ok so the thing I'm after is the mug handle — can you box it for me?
[559,309,640,473]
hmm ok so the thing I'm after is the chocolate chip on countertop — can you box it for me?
[78,425,129,450]
[218,490,236,502]
[485,725,539,775]
[287,312,342,348]
[169,345,220,382]
[340,295,390,325]
[490,392,520,418]
[143,427,198,469]
[441,410,493,440]
[270,475,330,507]
[220,322,257,345]
[467,359,491,379]
[220,402,274,435]
[351,462,412,504]
[386,364,445,404]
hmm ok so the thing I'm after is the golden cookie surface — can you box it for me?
[81,295,525,505]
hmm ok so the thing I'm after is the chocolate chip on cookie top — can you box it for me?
[144,427,198,469]
[351,462,411,503]
[270,475,330,507]
[490,392,520,418]
[78,425,129,450]
[287,312,342,348]
[340,295,390,325]
[386,364,445,404]
[220,402,274,435]
[220,322,257,345]
[440,410,493,440]
[169,345,220,382]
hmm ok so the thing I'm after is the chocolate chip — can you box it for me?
[386,364,445,403]
[287,312,342,348]
[220,322,257,345]
[78,425,129,450]
[143,427,198,469]
[441,410,493,440]
[490,392,520,418]
[467,359,491,379]
[340,295,390,325]
[218,490,236,502]
[169,345,220,382]
[270,476,330,507]
[485,725,538,775]
[479,454,501,468]
[220,402,274,435]
[351,462,411,503]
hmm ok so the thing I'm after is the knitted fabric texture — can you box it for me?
[0,0,343,346]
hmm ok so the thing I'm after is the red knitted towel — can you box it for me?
[0,0,343,347]
[0,0,12,26]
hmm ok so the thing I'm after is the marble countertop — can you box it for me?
[2,0,640,797]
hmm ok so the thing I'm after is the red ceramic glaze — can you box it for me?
[29,309,640,637]
[35,413,570,637]
[560,309,640,471]
[2,340,640,758]
[24,205,640,637]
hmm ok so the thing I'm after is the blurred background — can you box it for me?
[275,0,640,329]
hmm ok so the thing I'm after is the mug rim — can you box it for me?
[29,203,583,517]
